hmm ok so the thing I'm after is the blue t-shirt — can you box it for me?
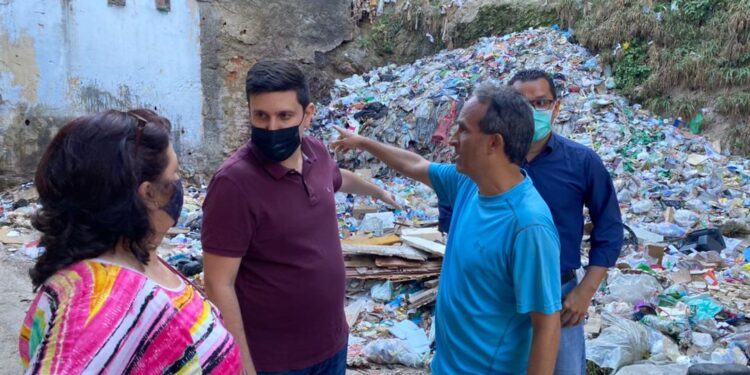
[429,163,562,374]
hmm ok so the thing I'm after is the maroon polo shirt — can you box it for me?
[201,136,347,372]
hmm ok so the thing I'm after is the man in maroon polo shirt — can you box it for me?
[201,60,399,375]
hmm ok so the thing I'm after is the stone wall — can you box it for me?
[0,0,203,188]
[0,0,547,187]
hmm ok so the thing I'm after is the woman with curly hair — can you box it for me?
[18,109,242,374]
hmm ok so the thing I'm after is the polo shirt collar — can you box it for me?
[248,137,318,180]
[546,132,561,151]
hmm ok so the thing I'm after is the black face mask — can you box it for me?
[251,117,304,162]
[162,179,184,226]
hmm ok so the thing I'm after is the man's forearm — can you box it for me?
[578,265,608,295]
[339,169,383,196]
[357,137,429,180]
[206,285,256,374]
[527,315,560,375]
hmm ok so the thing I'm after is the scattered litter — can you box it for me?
[3,25,750,371]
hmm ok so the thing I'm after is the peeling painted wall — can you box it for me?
[0,0,203,188]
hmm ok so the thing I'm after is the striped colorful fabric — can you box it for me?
[19,259,242,374]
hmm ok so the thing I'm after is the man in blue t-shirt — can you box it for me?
[332,83,562,374]
[441,70,624,375]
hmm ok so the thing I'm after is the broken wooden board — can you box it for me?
[400,235,445,257]
[344,256,377,269]
[342,244,428,261]
[374,257,424,269]
[342,235,401,246]
[399,227,443,242]
[408,287,438,309]
[423,278,439,288]
[346,260,442,280]
[347,260,442,274]
[346,272,441,282]
[395,219,439,228]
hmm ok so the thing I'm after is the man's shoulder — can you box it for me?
[554,134,601,161]
[213,144,261,181]
[302,136,330,157]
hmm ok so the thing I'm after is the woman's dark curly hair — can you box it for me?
[30,109,172,289]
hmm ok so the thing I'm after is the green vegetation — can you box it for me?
[370,12,402,55]
[613,41,652,96]
[454,4,558,47]
[565,0,750,153]
[716,93,750,117]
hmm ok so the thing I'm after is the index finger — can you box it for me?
[332,125,349,135]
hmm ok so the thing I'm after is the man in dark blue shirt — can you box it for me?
[439,70,623,375]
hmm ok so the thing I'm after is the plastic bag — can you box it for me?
[647,328,682,363]
[603,301,636,319]
[631,199,654,214]
[601,270,663,305]
[640,314,691,337]
[683,294,723,324]
[651,222,687,237]
[387,320,430,355]
[370,280,393,302]
[674,209,699,229]
[692,332,715,350]
[587,312,650,371]
[363,339,425,367]
[709,347,748,366]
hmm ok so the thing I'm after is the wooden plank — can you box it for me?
[344,257,376,268]
[346,266,441,277]
[342,244,428,261]
[346,272,441,281]
[400,235,445,257]
[374,257,424,269]
[423,278,439,288]
[408,288,438,309]
[345,260,442,275]
[342,235,402,246]
[399,227,443,242]
[395,220,439,228]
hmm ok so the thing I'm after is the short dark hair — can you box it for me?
[508,69,558,100]
[30,109,172,289]
[472,83,534,165]
[245,59,311,108]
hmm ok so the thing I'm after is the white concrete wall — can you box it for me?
[0,0,203,183]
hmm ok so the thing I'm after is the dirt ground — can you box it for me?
[0,246,34,375]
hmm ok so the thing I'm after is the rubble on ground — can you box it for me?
[3,27,750,373]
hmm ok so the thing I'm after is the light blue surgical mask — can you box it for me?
[532,109,553,142]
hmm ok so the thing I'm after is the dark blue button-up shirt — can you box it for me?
[438,133,623,272]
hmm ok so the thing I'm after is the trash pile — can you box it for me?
[310,26,750,372]
[342,225,443,369]
[3,26,750,373]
